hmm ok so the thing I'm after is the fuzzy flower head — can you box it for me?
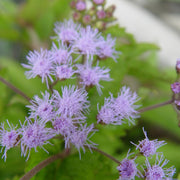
[22,49,53,87]
[97,86,140,125]
[53,85,89,119]
[171,82,180,94]
[27,91,54,122]
[143,155,176,180]
[69,124,97,159]
[117,151,138,180]
[54,64,75,80]
[20,118,55,159]
[113,86,140,124]
[73,26,103,58]
[52,115,77,137]
[77,62,112,95]
[132,128,166,157]
[97,34,120,61]
[0,121,20,161]
[50,42,73,65]
[176,59,180,73]
[54,19,81,45]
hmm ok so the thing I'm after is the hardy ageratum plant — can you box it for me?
[0,0,178,179]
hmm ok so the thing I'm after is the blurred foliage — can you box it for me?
[0,0,180,180]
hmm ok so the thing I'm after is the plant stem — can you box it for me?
[49,79,58,93]
[89,146,120,164]
[20,148,70,180]
[138,99,174,113]
[0,76,31,102]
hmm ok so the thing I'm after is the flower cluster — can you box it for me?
[0,86,97,160]
[116,129,175,180]
[97,86,140,125]
[23,19,119,93]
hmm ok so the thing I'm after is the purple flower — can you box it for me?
[27,91,54,122]
[97,10,106,19]
[54,19,81,44]
[131,128,166,157]
[76,1,86,11]
[53,85,89,119]
[97,34,120,61]
[20,118,55,159]
[73,26,103,59]
[117,151,138,180]
[0,121,20,161]
[50,42,73,64]
[22,49,53,87]
[52,115,76,137]
[77,62,112,95]
[69,124,97,159]
[54,64,75,80]
[97,86,140,125]
[93,0,104,5]
[143,155,176,180]
[171,82,180,94]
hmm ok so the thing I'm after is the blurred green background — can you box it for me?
[1,0,180,179]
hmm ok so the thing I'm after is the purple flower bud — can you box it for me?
[0,120,20,161]
[76,1,86,11]
[171,82,180,94]
[22,49,53,87]
[131,128,166,157]
[93,0,104,5]
[97,10,106,19]
[73,12,81,21]
[176,59,180,73]
[143,155,176,180]
[83,15,91,24]
[70,0,76,9]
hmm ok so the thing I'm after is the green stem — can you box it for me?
[0,76,31,102]
[20,148,70,180]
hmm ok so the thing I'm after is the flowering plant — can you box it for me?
[0,0,179,179]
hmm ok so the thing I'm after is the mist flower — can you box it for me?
[22,49,53,87]
[77,62,112,94]
[97,86,140,125]
[117,151,138,180]
[143,155,175,180]
[53,85,89,119]
[20,118,55,160]
[54,19,81,44]
[0,121,20,161]
[131,128,166,157]
[27,91,54,122]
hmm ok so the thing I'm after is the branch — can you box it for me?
[89,146,120,164]
[20,148,70,180]
[0,76,31,102]
[138,99,174,113]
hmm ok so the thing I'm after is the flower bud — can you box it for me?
[76,1,86,11]
[83,15,91,24]
[73,12,81,21]
[176,59,180,74]
[97,10,106,19]
[93,0,105,5]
